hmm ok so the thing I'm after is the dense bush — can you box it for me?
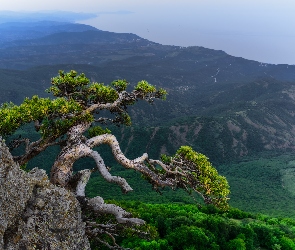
[105,201,295,250]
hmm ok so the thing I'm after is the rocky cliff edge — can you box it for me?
[0,138,90,249]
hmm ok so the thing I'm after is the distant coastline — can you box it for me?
[1,10,295,65]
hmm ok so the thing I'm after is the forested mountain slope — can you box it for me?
[2,21,295,216]
[1,22,295,161]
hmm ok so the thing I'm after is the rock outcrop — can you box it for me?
[0,138,90,249]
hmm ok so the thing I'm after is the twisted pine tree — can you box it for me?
[0,70,230,248]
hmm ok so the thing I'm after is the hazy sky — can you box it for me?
[1,0,295,64]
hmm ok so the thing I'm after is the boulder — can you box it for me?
[0,138,90,249]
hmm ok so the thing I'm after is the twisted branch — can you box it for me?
[89,150,133,193]
[88,196,145,225]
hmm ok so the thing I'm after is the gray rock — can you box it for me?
[0,138,90,249]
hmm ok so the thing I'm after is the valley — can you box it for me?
[1,20,295,217]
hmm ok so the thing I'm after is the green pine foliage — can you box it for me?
[0,96,83,136]
[174,146,230,210]
[87,126,111,138]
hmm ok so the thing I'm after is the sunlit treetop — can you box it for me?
[48,70,167,105]
[0,70,167,138]
[151,146,230,211]
[0,96,85,137]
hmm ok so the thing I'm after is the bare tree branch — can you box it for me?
[88,196,145,225]
[72,169,93,197]
[89,150,133,193]
[13,137,61,166]
[86,134,177,188]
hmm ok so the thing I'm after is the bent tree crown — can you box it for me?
[0,70,229,248]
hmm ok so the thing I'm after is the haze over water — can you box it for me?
[1,0,295,65]
[77,1,295,65]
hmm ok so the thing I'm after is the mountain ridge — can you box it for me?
[1,21,295,161]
